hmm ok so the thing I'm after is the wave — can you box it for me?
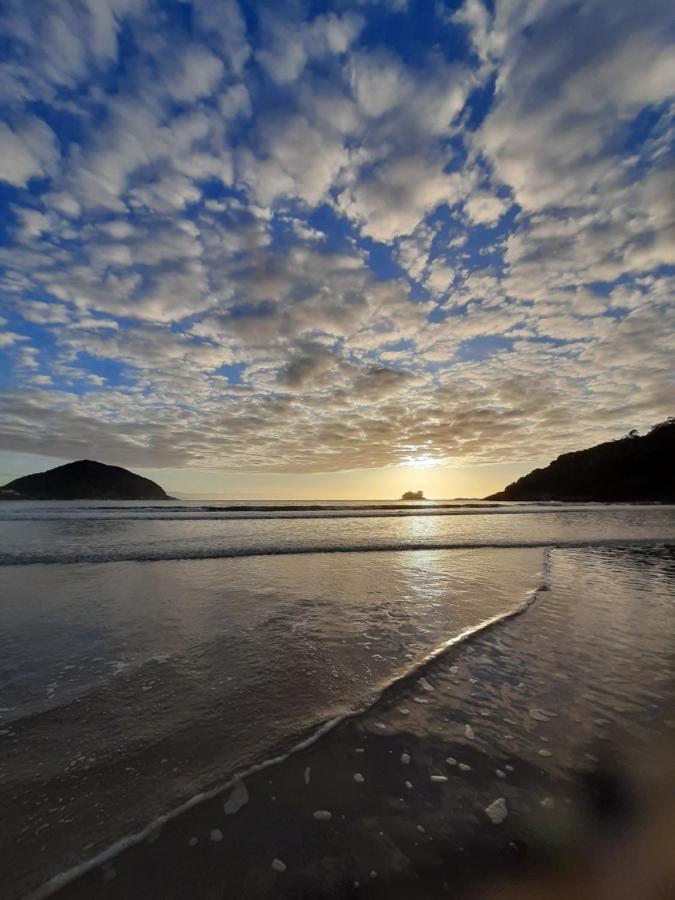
[3,502,665,523]
[3,501,504,513]
[25,549,553,900]
[1,537,671,567]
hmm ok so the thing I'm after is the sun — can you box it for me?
[404,454,438,469]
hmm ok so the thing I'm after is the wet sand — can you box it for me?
[35,544,675,900]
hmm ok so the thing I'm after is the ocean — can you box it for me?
[0,501,674,898]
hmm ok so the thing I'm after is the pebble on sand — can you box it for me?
[313,810,332,821]
[496,769,506,779]
[418,677,435,692]
[538,749,553,758]
[354,773,365,783]
[541,796,556,809]
[465,724,475,739]
[400,752,411,765]
[187,837,198,847]
[224,779,249,815]
[446,756,458,766]
[404,781,413,789]
[485,798,508,824]
[459,763,472,772]
[529,708,557,722]
[398,707,410,715]
[304,767,311,785]
[210,829,223,842]
[271,858,287,873]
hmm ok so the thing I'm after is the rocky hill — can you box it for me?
[0,459,173,501]
[486,419,675,502]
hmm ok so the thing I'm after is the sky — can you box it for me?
[0,0,673,499]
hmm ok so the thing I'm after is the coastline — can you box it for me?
[35,543,675,900]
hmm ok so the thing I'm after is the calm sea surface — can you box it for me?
[0,501,673,897]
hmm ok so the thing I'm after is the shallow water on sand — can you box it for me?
[0,503,673,898]
[1,548,542,898]
[44,544,675,900]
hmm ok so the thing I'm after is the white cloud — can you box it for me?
[165,44,224,102]
[257,11,363,84]
[191,0,250,74]
[464,190,509,226]
[0,117,59,186]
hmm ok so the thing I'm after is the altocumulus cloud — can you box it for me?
[0,0,673,473]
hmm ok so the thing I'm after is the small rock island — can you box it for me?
[401,490,425,500]
[0,459,173,501]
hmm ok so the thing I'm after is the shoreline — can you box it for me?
[25,560,549,900]
[35,544,675,899]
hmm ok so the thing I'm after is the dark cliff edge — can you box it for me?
[0,459,174,501]
[486,419,675,502]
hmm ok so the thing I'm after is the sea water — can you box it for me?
[0,501,673,897]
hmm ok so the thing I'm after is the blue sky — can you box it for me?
[0,0,673,497]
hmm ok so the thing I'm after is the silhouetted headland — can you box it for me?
[0,459,173,501]
[401,489,425,500]
[486,419,675,502]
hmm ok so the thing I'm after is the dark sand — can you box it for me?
[30,546,675,898]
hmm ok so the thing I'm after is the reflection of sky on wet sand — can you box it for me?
[0,546,544,896]
[391,545,675,777]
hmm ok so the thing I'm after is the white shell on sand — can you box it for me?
[459,763,472,772]
[313,810,332,821]
[430,775,448,783]
[400,752,411,765]
[485,798,508,824]
[418,677,435,692]
[404,780,413,789]
[210,829,223,842]
[271,858,287,873]
[398,707,410,715]
[445,756,457,766]
[413,697,430,704]
[496,769,506,779]
[465,724,475,739]
[538,749,553,758]
[529,708,557,722]
[353,773,365,783]
[541,796,555,809]
[224,779,249,815]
